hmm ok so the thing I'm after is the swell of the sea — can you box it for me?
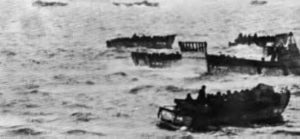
[0,0,300,138]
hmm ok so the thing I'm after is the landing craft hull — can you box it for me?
[289,60,300,74]
[106,35,176,49]
[205,50,300,75]
[158,106,285,131]
[206,56,300,75]
[131,51,182,68]
[206,54,289,75]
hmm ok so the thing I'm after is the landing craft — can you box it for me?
[106,34,176,49]
[113,0,159,7]
[207,32,300,75]
[157,84,290,131]
[251,0,267,5]
[32,0,68,7]
[228,32,291,47]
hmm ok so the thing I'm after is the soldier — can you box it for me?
[237,33,243,43]
[226,90,232,99]
[253,33,258,44]
[185,93,193,103]
[247,34,252,45]
[271,46,277,62]
[197,85,206,104]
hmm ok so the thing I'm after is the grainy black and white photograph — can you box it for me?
[0,0,300,138]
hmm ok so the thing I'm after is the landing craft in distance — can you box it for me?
[106,34,176,49]
[251,0,267,5]
[113,0,159,7]
[32,0,68,7]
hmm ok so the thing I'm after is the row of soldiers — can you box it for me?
[131,34,175,41]
[178,84,289,115]
[231,33,277,46]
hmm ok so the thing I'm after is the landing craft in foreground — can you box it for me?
[157,84,290,131]
[106,34,176,49]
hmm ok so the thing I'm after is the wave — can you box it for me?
[85,80,95,85]
[25,104,39,108]
[218,130,237,136]
[66,129,105,136]
[128,85,154,94]
[292,91,300,97]
[105,72,136,83]
[129,84,195,95]
[53,74,80,85]
[71,112,97,122]
[9,128,42,136]
[289,107,300,111]
[0,50,16,57]
[164,85,187,93]
[96,49,130,59]
[28,90,39,94]
[160,85,196,94]
[29,119,44,123]
[112,72,127,76]
[273,130,300,136]
[24,84,40,90]
[115,56,129,59]
[65,103,92,109]
[113,112,130,118]
[22,112,53,116]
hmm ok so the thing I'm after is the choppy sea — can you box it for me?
[0,0,300,138]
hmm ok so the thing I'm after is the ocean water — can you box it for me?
[0,0,300,138]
